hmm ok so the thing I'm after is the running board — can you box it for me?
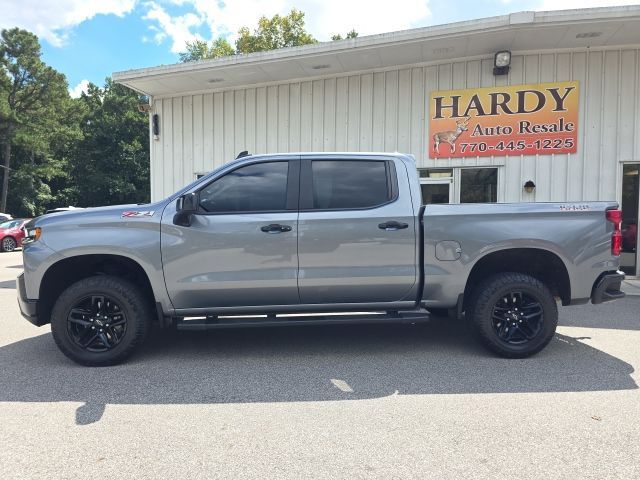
[175,311,431,331]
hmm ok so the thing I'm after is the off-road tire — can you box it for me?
[467,272,558,358]
[51,275,152,366]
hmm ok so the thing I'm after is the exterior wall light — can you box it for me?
[523,180,536,193]
[493,50,511,76]
[152,114,160,141]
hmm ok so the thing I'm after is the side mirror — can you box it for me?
[173,192,199,226]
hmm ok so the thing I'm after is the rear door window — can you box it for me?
[309,160,392,209]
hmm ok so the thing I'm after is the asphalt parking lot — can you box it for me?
[1,250,639,479]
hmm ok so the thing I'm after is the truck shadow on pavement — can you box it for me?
[0,280,16,289]
[559,296,640,330]
[0,317,636,425]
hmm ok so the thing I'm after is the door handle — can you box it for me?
[378,221,409,231]
[260,224,292,233]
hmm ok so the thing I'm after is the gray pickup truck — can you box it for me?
[17,152,625,366]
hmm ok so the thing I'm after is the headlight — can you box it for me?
[22,227,42,245]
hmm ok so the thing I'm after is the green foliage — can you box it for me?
[331,30,359,41]
[0,28,150,217]
[0,27,76,215]
[71,79,150,207]
[179,38,235,62]
[180,9,317,62]
[236,9,316,54]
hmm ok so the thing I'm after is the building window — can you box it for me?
[419,169,452,204]
[460,168,497,203]
[419,169,453,179]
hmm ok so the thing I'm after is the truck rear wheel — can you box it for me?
[468,272,558,358]
[50,275,152,366]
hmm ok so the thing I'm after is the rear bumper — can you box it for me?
[16,273,43,326]
[591,271,626,304]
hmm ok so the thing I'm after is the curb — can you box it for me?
[621,280,640,296]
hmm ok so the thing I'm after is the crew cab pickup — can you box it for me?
[17,153,625,366]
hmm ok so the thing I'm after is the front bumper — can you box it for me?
[16,273,43,326]
[591,271,626,304]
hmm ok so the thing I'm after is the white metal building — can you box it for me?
[114,6,640,275]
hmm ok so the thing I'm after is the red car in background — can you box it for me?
[0,218,30,252]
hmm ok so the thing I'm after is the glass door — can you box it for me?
[421,180,452,204]
[419,169,453,204]
[621,164,639,276]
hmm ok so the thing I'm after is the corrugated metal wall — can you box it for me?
[151,47,640,202]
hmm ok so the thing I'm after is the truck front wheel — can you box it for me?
[50,275,152,366]
[468,273,558,358]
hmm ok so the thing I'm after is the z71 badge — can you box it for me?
[121,211,155,218]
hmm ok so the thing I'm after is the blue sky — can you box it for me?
[1,0,631,96]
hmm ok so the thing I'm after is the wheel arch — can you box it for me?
[463,247,571,308]
[38,254,156,325]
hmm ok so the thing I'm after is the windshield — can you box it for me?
[0,220,23,229]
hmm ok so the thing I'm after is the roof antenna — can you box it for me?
[236,150,250,159]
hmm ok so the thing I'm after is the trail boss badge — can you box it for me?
[429,81,579,158]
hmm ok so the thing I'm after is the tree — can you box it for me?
[179,38,234,62]
[5,93,84,216]
[0,28,69,212]
[331,30,359,41]
[236,9,317,53]
[180,9,317,62]
[0,29,150,216]
[70,79,149,207]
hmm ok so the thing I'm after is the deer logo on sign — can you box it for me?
[433,117,470,154]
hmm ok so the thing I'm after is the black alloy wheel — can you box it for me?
[491,291,543,345]
[67,295,128,352]
[468,272,558,358]
[51,275,152,366]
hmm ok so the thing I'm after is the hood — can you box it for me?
[34,202,169,227]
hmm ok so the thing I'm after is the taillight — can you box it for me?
[606,209,622,256]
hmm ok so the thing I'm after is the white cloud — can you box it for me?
[0,0,136,46]
[293,0,431,39]
[143,1,203,53]
[184,0,288,40]
[537,0,639,10]
[142,0,431,55]
[69,79,90,98]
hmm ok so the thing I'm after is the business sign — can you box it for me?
[429,81,579,158]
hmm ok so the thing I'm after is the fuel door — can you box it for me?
[435,240,462,261]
